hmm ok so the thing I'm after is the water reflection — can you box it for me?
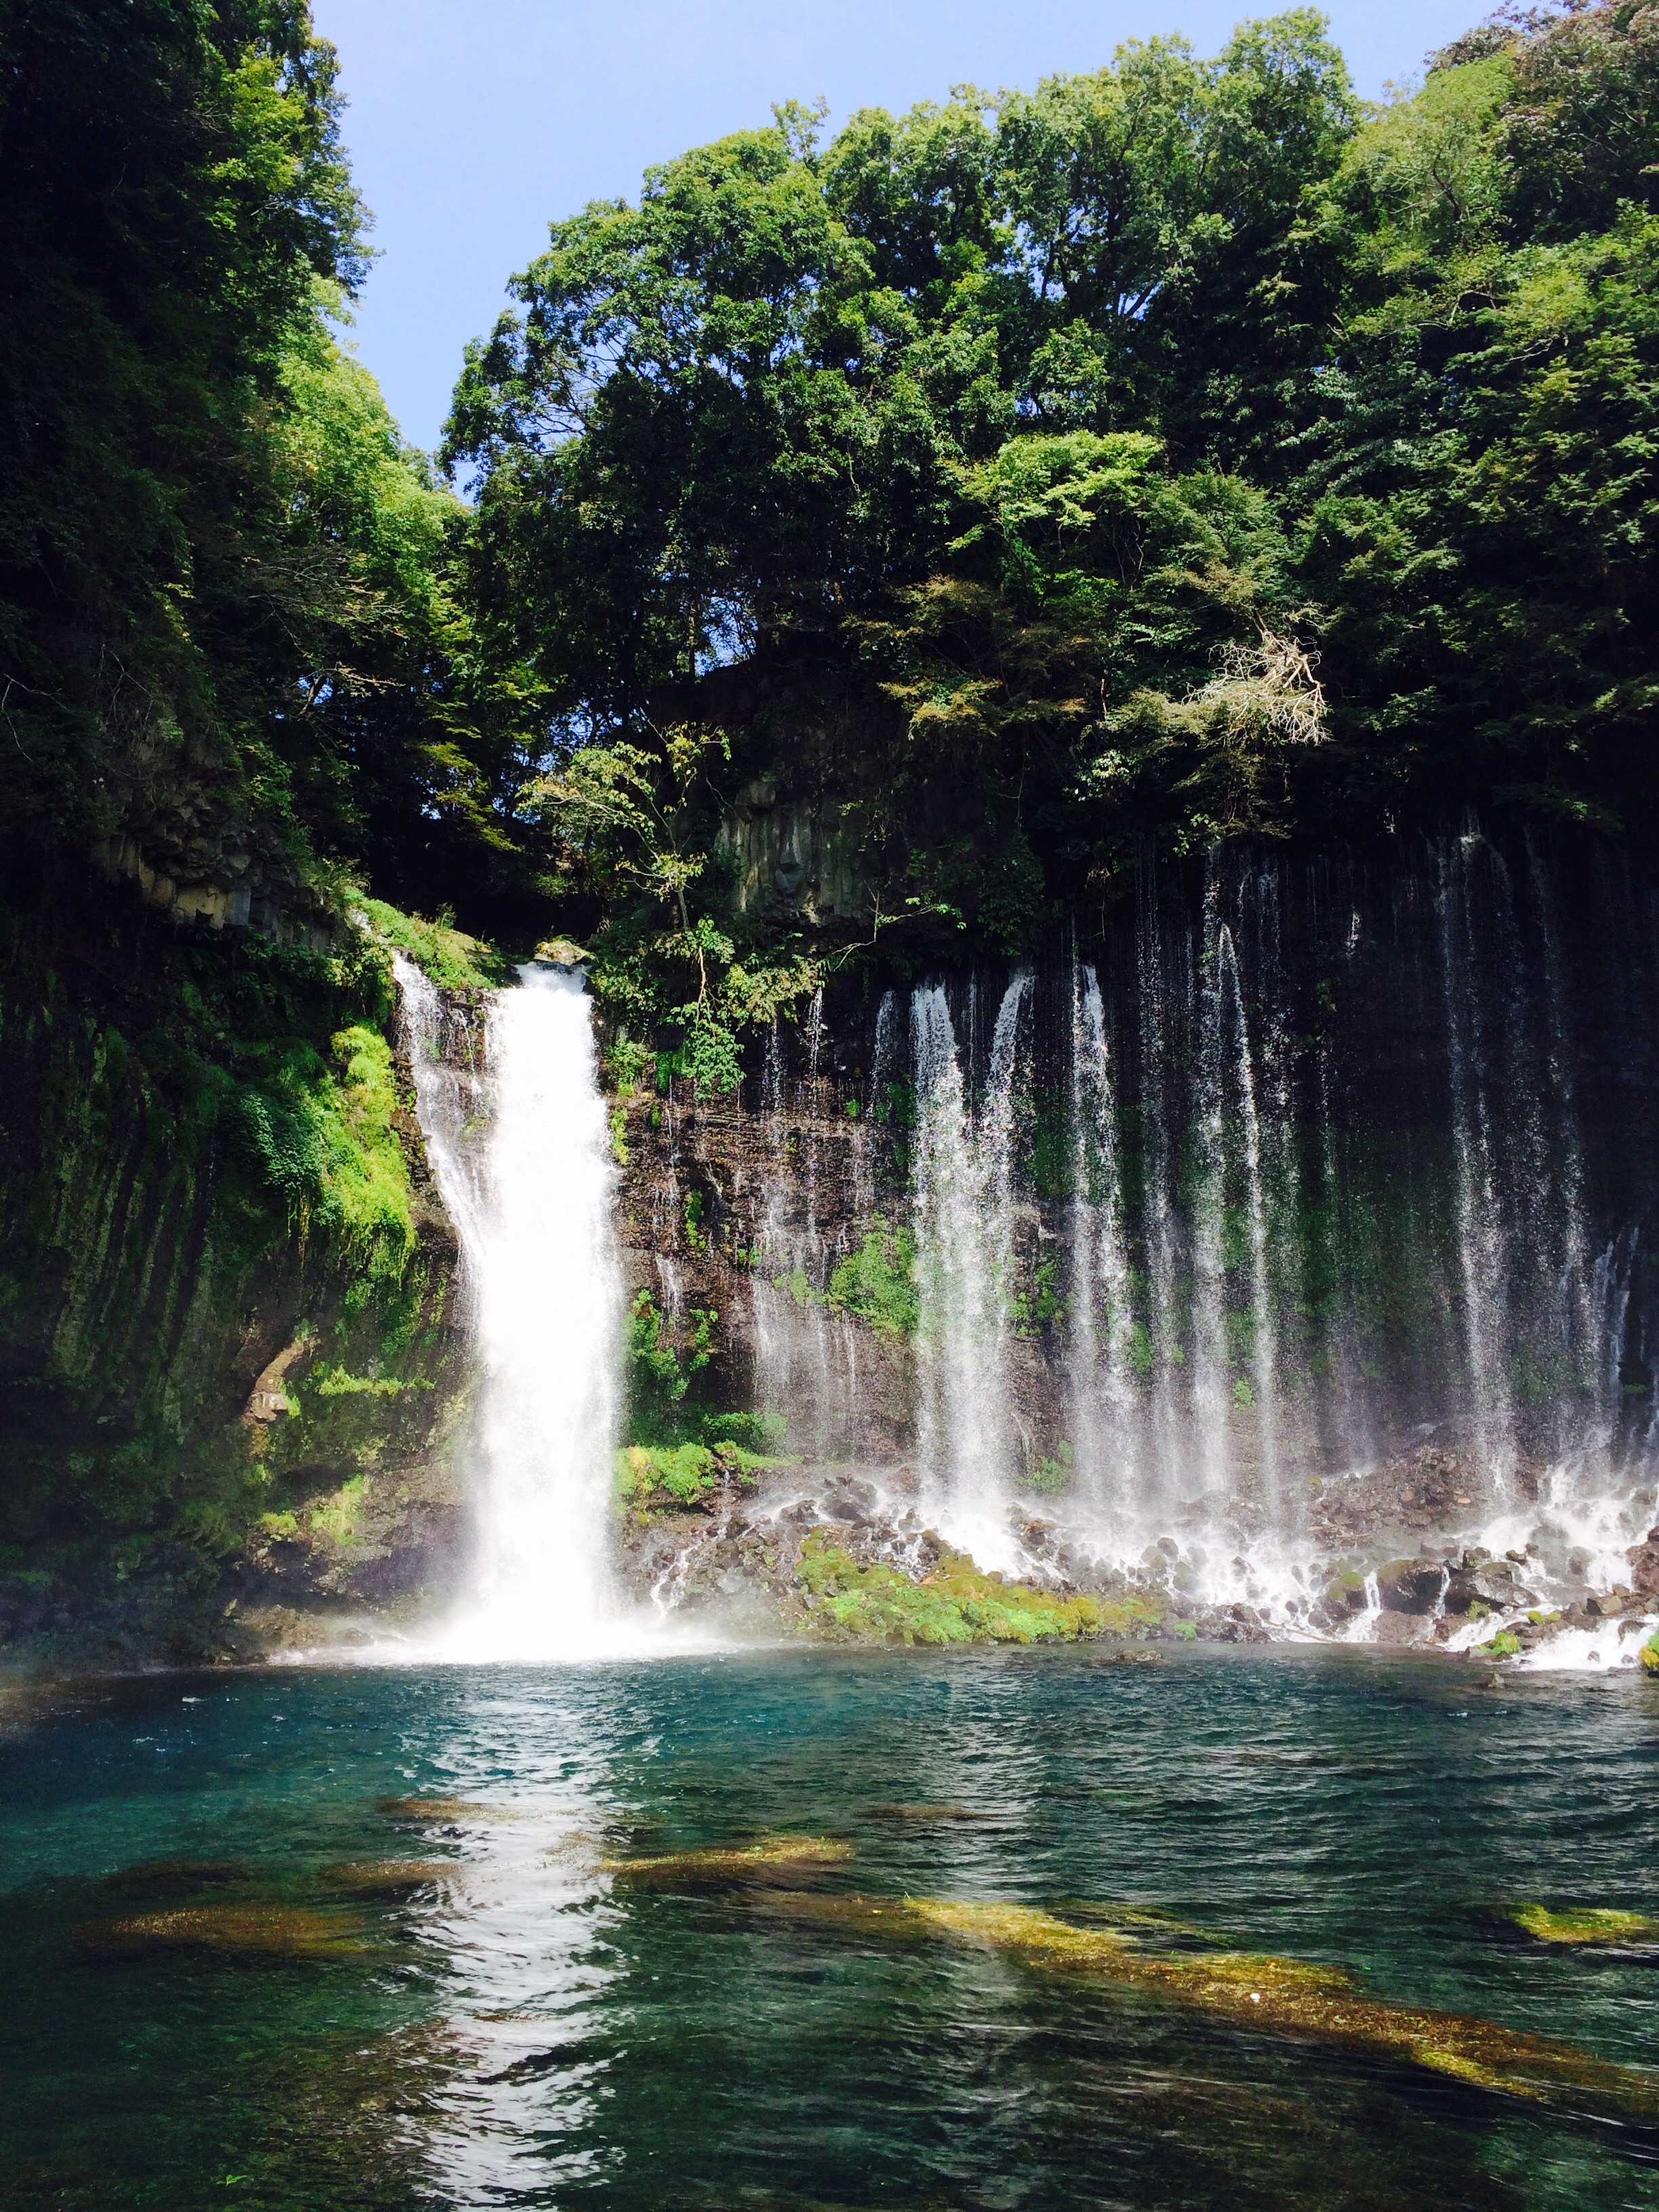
[2,1650,1658,2210]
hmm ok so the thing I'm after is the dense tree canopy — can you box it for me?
[0,0,529,928]
[2,0,1656,1065]
[437,1,1658,1068]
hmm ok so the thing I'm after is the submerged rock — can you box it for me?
[374,1796,516,1824]
[867,1803,992,1823]
[98,1860,250,1900]
[77,1902,369,1962]
[1503,1902,1659,1946]
[759,1891,1659,2118]
[316,1860,460,1898]
[602,1835,855,1888]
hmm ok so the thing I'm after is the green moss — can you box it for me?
[796,1534,1113,1646]
[311,1365,429,1398]
[357,898,506,990]
[701,1410,787,1452]
[1505,1903,1659,1945]
[1641,1632,1659,1677]
[0,888,461,1631]
[1479,1630,1523,1658]
[306,1475,369,1548]
[232,1025,415,1269]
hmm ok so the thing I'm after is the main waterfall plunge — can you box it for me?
[396,956,626,1660]
[391,824,1659,1656]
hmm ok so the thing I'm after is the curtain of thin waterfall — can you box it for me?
[1435,833,1522,1491]
[909,973,1031,1570]
[1133,856,1185,1513]
[1189,860,1231,1504]
[1041,825,1650,1600]
[1067,958,1139,1527]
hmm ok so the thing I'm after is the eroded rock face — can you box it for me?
[590,823,1659,1656]
[1626,1528,1659,1594]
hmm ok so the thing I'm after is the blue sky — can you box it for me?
[310,0,1492,453]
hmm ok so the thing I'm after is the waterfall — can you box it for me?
[394,815,1658,1648]
[1189,868,1231,1501]
[1526,834,1599,1433]
[1218,919,1282,1509]
[1135,861,1184,1507]
[1068,960,1138,1521]
[911,974,1031,1568]
[398,956,624,1662]
[750,1008,859,1456]
[1434,835,1523,1492]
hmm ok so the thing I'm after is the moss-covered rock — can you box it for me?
[602,1835,855,1888]
[358,899,507,990]
[795,1532,1125,1646]
[75,1902,370,1962]
[766,1891,1659,2119]
[1504,1902,1659,1945]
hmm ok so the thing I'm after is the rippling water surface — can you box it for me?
[2,1645,1658,2210]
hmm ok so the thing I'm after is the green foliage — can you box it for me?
[358,899,506,990]
[1012,1254,1067,1336]
[1480,1630,1524,1658]
[1027,1439,1074,1493]
[796,1532,1117,1644]
[624,1291,718,1441]
[310,1365,429,1398]
[433,0,1659,1021]
[230,1025,414,1269]
[614,1436,786,1515]
[827,1219,920,1334]
[0,0,535,945]
[0,884,453,1617]
[701,1410,788,1451]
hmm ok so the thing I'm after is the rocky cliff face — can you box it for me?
[0,862,472,1668]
